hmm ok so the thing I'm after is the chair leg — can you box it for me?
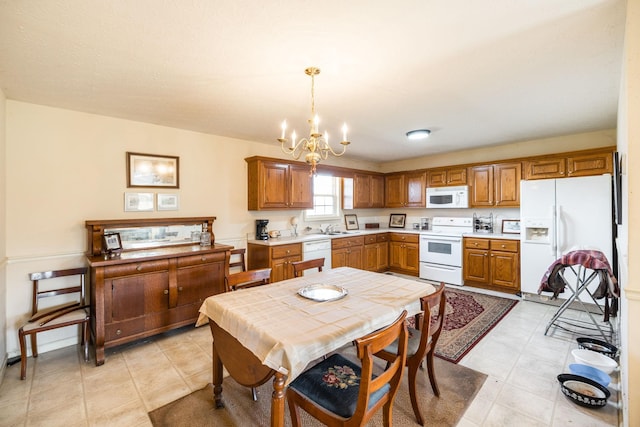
[30,333,38,358]
[286,394,302,427]
[426,351,440,397]
[251,387,258,401]
[407,362,425,426]
[18,329,27,380]
[82,322,90,362]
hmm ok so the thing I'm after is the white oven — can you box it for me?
[419,217,472,286]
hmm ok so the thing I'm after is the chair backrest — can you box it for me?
[418,284,447,352]
[292,258,325,277]
[229,248,247,272]
[30,267,88,316]
[225,268,272,292]
[353,310,408,422]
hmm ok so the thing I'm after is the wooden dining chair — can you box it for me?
[379,283,447,426]
[229,248,246,272]
[18,267,90,380]
[286,310,408,427]
[224,267,272,400]
[225,268,272,292]
[291,257,325,277]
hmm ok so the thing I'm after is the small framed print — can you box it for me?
[127,152,179,188]
[389,213,406,228]
[157,193,179,211]
[102,232,122,253]
[344,214,359,230]
[502,219,521,234]
[124,192,154,212]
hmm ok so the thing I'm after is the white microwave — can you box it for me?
[426,186,469,208]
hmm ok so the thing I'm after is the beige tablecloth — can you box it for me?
[198,267,434,384]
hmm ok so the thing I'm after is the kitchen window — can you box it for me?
[304,175,341,221]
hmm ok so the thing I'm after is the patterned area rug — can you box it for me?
[432,287,518,363]
[149,352,486,426]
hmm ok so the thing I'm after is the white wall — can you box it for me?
[382,129,616,173]
[0,88,7,377]
[618,0,640,424]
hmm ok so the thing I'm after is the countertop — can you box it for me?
[247,229,520,246]
[463,232,521,240]
[247,228,420,246]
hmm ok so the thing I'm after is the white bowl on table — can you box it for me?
[572,349,618,374]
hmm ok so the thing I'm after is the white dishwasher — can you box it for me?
[302,239,332,275]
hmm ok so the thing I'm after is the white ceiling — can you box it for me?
[0,0,626,163]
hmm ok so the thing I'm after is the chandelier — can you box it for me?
[278,67,350,175]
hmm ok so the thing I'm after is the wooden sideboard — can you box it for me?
[85,217,231,365]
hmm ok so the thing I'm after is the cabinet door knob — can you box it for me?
[201,256,207,261]
[116,329,122,336]
[164,289,169,295]
[178,286,183,292]
[474,242,478,246]
[501,244,505,248]
[136,265,142,271]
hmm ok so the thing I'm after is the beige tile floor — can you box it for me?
[0,287,620,426]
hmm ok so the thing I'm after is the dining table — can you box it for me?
[197,266,436,427]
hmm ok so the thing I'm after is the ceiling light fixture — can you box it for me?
[406,129,431,140]
[278,67,350,175]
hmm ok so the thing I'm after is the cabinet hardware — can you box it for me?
[164,289,169,295]
[178,286,183,291]
[201,257,206,261]
[116,329,122,336]
[136,265,142,271]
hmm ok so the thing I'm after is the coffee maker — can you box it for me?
[256,219,269,240]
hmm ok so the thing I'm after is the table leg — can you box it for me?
[211,327,224,409]
[271,372,286,427]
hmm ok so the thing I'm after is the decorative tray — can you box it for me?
[298,284,348,302]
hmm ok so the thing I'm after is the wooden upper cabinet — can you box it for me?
[427,167,467,187]
[470,162,521,207]
[246,157,313,210]
[469,165,494,207]
[353,173,385,208]
[522,157,566,180]
[494,162,521,207]
[523,148,613,180]
[566,151,613,177]
[385,171,426,208]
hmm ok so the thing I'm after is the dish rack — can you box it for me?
[544,264,615,344]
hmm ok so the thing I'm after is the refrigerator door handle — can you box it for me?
[551,205,557,256]
[556,205,563,254]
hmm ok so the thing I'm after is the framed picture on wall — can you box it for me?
[389,213,406,228]
[127,152,179,188]
[124,192,154,212]
[501,219,521,234]
[344,214,359,230]
[157,193,179,211]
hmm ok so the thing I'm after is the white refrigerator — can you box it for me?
[520,174,613,301]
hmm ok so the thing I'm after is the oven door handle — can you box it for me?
[420,237,462,244]
[423,263,458,272]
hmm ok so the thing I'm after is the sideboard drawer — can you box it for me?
[103,260,170,278]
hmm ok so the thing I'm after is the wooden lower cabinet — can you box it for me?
[331,236,364,269]
[88,245,230,366]
[463,237,520,292]
[388,233,420,276]
[363,233,389,272]
[248,242,302,282]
